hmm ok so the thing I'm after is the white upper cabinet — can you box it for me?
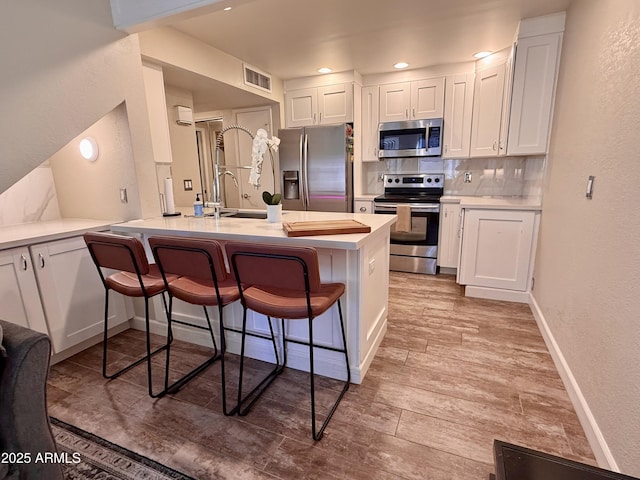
[286,87,318,127]
[469,63,507,157]
[361,85,380,162]
[507,32,563,155]
[442,73,475,158]
[379,78,445,122]
[318,83,354,125]
[411,78,445,119]
[285,83,353,127]
[379,82,411,122]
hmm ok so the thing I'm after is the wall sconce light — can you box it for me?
[79,137,99,161]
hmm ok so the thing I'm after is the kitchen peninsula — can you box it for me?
[111,210,396,384]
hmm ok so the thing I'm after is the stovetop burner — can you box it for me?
[375,173,444,204]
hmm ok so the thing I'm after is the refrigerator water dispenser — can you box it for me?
[283,170,300,200]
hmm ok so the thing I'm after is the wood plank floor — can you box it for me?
[47,272,595,479]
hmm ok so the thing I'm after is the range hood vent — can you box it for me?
[243,63,272,93]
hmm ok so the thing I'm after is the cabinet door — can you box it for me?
[469,64,506,157]
[30,236,128,353]
[285,88,318,127]
[379,82,411,122]
[361,86,380,162]
[411,78,445,119]
[442,74,474,158]
[459,209,535,291]
[318,83,353,124]
[0,247,49,335]
[507,33,562,155]
[437,203,462,268]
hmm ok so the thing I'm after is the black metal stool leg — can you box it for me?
[101,288,169,384]
[236,310,285,416]
[309,299,351,441]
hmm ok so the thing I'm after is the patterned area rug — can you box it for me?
[50,418,195,480]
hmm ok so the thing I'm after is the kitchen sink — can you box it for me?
[208,211,268,219]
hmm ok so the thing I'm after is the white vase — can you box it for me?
[266,204,282,223]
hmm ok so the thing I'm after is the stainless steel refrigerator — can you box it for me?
[278,124,353,212]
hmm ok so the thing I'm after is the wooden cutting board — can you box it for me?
[283,219,372,237]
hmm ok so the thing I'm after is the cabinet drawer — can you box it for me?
[354,200,373,214]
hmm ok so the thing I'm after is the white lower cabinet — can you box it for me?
[458,209,536,291]
[354,200,374,214]
[0,235,128,354]
[437,202,462,269]
[0,246,49,334]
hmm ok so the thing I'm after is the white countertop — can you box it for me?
[0,218,116,250]
[111,210,396,250]
[441,195,542,211]
[355,194,379,201]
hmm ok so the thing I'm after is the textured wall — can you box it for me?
[533,0,640,474]
[0,0,161,218]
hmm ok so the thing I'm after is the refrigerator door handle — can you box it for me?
[298,133,306,209]
[302,133,310,209]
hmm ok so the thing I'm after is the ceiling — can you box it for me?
[158,0,572,108]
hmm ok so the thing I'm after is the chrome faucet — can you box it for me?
[211,124,255,219]
[219,169,239,188]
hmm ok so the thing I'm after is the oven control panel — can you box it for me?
[383,173,444,188]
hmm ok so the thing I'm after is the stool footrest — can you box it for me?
[103,342,169,380]
[165,351,222,395]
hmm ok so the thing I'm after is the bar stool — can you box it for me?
[225,241,351,441]
[83,231,176,398]
[147,235,244,415]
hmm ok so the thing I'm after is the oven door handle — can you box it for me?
[374,203,440,213]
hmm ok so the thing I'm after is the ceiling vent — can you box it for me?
[243,63,272,93]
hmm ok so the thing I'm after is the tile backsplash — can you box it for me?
[0,164,61,227]
[361,155,545,198]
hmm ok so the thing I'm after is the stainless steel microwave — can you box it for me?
[378,119,443,158]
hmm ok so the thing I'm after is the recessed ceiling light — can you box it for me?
[473,51,492,59]
[317,67,332,74]
[223,6,232,11]
[394,62,409,69]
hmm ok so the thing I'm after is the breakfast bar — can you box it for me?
[110,210,396,384]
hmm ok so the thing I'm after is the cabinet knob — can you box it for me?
[21,254,28,271]
[38,253,45,269]
[492,141,498,151]
[242,193,250,199]
[360,206,367,212]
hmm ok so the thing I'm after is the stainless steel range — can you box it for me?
[374,173,444,274]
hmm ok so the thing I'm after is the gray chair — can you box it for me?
[0,320,64,480]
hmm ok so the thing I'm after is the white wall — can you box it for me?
[50,103,142,221]
[0,0,161,218]
[164,86,201,207]
[533,0,640,475]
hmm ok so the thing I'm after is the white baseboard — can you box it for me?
[528,294,619,471]
[465,285,530,303]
